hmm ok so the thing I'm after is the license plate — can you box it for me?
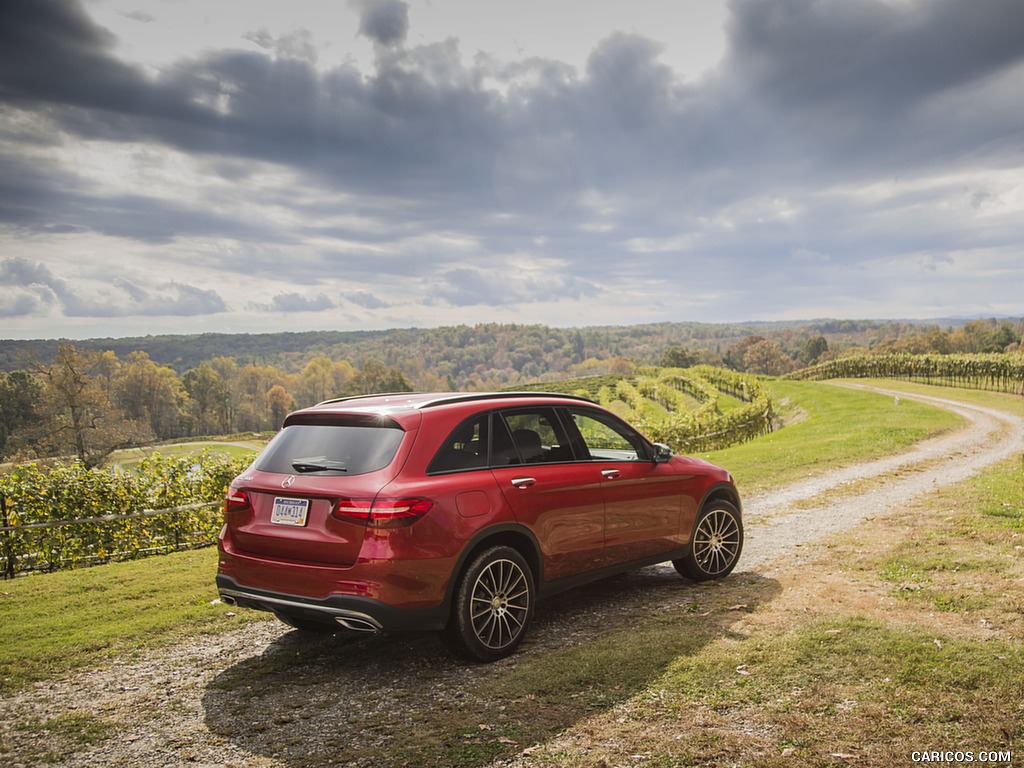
[271,497,309,527]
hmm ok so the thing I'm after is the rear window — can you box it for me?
[255,424,404,476]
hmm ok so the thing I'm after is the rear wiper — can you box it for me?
[291,457,348,473]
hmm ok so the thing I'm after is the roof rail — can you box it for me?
[315,392,423,406]
[314,391,595,409]
[415,391,595,409]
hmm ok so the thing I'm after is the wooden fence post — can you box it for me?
[1,493,15,580]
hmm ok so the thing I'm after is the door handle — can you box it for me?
[510,477,536,489]
[601,469,622,480]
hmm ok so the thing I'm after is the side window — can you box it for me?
[571,410,649,462]
[427,414,489,473]
[494,408,574,465]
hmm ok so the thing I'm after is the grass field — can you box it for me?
[107,438,265,471]
[0,548,267,693]
[701,379,963,493]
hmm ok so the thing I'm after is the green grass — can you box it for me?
[109,439,262,471]
[701,379,963,493]
[0,547,265,693]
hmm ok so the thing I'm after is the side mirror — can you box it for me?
[653,443,673,463]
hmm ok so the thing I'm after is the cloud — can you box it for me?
[118,10,154,24]
[433,267,600,308]
[264,292,336,313]
[346,291,390,309]
[0,258,226,318]
[352,0,409,47]
[242,27,319,62]
[1,0,1023,334]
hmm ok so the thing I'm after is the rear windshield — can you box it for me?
[255,424,404,476]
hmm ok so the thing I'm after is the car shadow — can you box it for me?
[203,566,780,767]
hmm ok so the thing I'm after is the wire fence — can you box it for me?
[0,496,222,578]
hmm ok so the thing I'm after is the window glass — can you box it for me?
[496,408,575,464]
[255,424,403,475]
[571,410,648,462]
[428,415,489,473]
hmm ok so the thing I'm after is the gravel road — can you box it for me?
[2,386,1022,768]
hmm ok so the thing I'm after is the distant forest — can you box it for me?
[4,317,1020,381]
[2,318,1021,467]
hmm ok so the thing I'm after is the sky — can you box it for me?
[1,0,1023,341]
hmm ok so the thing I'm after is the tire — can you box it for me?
[442,545,535,662]
[673,500,743,581]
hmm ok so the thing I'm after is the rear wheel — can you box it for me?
[443,545,534,662]
[674,500,743,581]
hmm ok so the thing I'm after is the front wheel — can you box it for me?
[442,545,535,662]
[674,500,743,581]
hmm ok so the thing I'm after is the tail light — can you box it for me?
[333,497,434,528]
[224,485,250,515]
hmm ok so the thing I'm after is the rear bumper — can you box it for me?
[216,574,451,632]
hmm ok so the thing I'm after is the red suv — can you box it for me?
[217,392,743,661]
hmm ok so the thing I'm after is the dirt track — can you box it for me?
[2,385,1022,767]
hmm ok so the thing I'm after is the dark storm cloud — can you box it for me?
[0,0,206,127]
[3,0,1022,204]
[724,0,1024,174]
[352,0,409,46]
[731,0,1024,110]
[1,0,1023,326]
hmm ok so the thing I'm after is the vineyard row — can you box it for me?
[788,353,1024,394]
[0,452,248,578]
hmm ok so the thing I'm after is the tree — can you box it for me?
[950,319,1020,354]
[0,370,44,460]
[725,336,767,371]
[35,345,152,468]
[182,363,231,436]
[742,340,797,376]
[661,346,700,368]
[295,357,355,406]
[799,336,829,366]
[267,384,294,429]
[114,351,187,439]
[346,360,413,396]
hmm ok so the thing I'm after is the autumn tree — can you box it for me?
[724,336,767,371]
[742,339,797,376]
[0,370,44,460]
[182,362,232,436]
[114,351,187,439]
[295,357,356,406]
[949,319,1019,353]
[346,359,413,396]
[267,384,294,429]
[34,344,153,468]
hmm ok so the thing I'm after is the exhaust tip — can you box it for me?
[334,615,380,632]
[220,594,237,606]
